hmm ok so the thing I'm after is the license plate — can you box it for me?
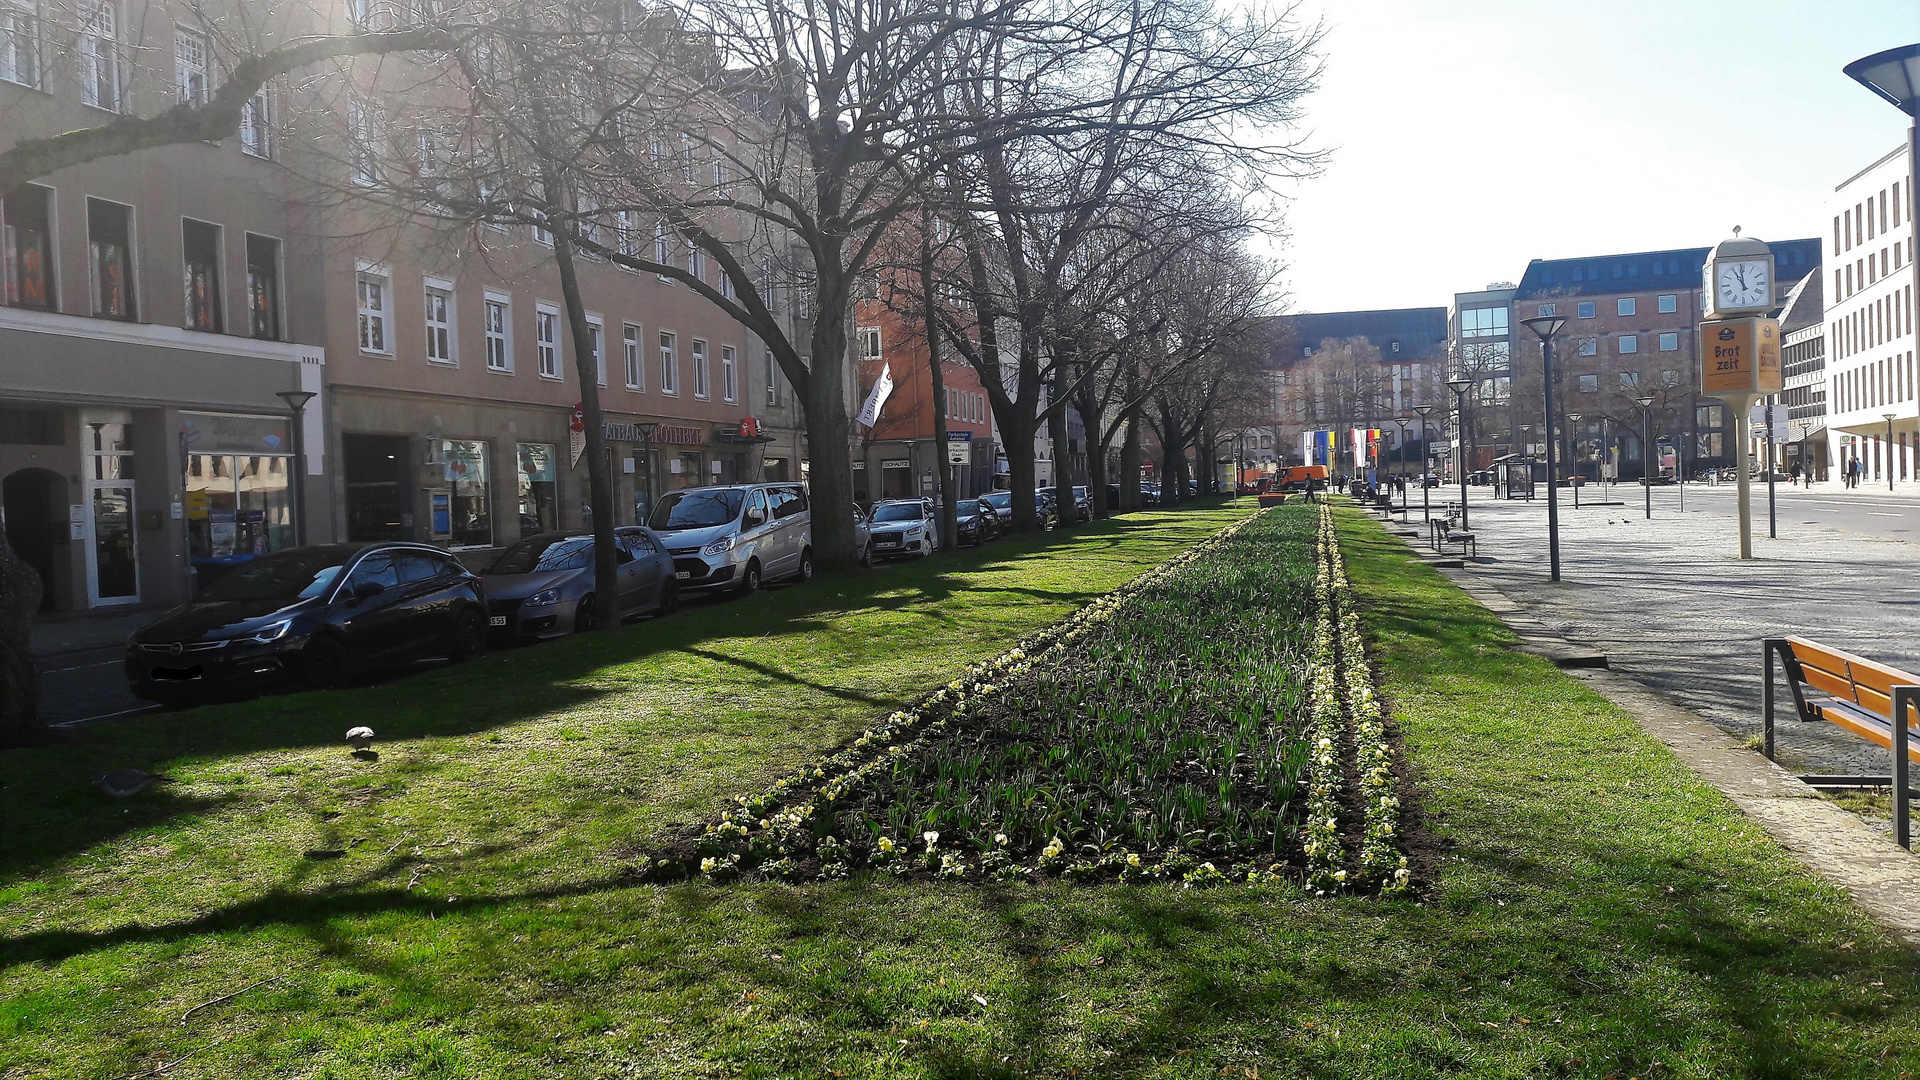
[676,571,691,579]
[488,616,507,627]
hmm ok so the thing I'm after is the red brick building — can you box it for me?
[852,299,996,502]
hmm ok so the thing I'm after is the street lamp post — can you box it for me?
[275,389,317,547]
[1393,416,1411,510]
[1887,413,1898,491]
[1446,374,1474,530]
[1634,394,1656,520]
[1412,403,1435,522]
[1567,411,1584,510]
[1520,315,1568,582]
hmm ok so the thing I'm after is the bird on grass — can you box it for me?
[93,769,174,798]
[346,726,379,759]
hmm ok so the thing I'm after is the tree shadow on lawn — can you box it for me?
[1,517,1223,884]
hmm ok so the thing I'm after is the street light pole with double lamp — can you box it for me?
[1520,315,1569,582]
[1634,393,1656,520]
[1445,374,1474,531]
[1412,403,1435,522]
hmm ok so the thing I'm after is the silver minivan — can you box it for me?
[647,483,813,595]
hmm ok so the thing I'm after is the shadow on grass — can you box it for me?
[0,508,1233,884]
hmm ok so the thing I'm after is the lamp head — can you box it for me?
[1567,412,1583,423]
[1634,394,1656,408]
[1412,403,1435,417]
[276,389,318,412]
[1445,375,1474,394]
[1519,315,1567,341]
[1844,42,1920,115]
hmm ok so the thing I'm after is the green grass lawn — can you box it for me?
[4,503,1919,1079]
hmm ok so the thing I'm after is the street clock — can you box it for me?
[1701,229,1776,319]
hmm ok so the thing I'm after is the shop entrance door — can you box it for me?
[87,482,139,605]
[3,469,59,612]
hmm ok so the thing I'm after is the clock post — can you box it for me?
[1699,231,1783,560]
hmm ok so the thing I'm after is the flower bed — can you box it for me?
[655,503,1412,892]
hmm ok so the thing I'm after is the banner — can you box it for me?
[856,363,894,429]
[568,403,586,469]
[1350,428,1380,469]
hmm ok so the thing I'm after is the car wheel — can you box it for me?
[657,576,680,615]
[448,608,487,662]
[795,547,814,584]
[297,639,349,690]
[735,559,761,597]
[859,541,872,568]
[574,594,596,633]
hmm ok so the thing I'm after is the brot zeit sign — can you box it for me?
[1699,316,1781,397]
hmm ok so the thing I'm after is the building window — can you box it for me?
[356,268,389,352]
[530,210,552,247]
[175,24,209,104]
[348,100,378,186]
[587,316,605,386]
[517,442,557,537]
[1618,334,1638,354]
[860,326,882,359]
[1618,372,1638,392]
[615,210,641,262]
[2,183,56,310]
[535,305,560,378]
[1301,345,1312,358]
[484,294,511,372]
[1537,304,1555,317]
[1578,374,1598,393]
[240,85,273,158]
[1461,307,1508,337]
[1,1,40,89]
[424,281,454,363]
[1617,297,1635,316]
[765,352,781,406]
[1577,337,1598,356]
[655,222,673,282]
[659,331,678,395]
[692,338,709,399]
[1657,293,1677,314]
[87,197,134,320]
[1659,331,1678,352]
[1577,301,1596,319]
[78,1,121,111]
[721,344,737,402]
[182,219,222,332]
[624,323,644,389]
[688,245,704,282]
[244,234,279,340]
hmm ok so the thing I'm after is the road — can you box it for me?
[1672,481,1920,543]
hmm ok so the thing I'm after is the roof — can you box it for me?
[1776,269,1824,335]
[1268,307,1449,364]
[1512,239,1821,300]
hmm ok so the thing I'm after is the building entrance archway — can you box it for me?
[3,468,65,612]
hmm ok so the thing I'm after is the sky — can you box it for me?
[1273,0,1920,315]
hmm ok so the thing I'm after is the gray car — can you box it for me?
[649,483,814,595]
[868,499,939,558]
[482,527,677,641]
[852,502,873,567]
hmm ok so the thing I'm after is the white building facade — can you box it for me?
[1822,144,1917,485]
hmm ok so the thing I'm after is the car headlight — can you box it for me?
[906,526,924,537]
[236,619,293,645]
[701,535,736,557]
[524,589,561,607]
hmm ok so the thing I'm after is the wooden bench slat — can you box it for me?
[1812,701,1920,761]
[1785,635,1920,698]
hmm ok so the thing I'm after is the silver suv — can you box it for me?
[648,483,813,595]
[868,499,939,559]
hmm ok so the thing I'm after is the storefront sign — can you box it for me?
[1700,317,1781,397]
[179,412,290,455]
[569,404,586,469]
[659,425,705,445]
[604,421,657,443]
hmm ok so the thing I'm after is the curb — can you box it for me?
[1380,527,1920,948]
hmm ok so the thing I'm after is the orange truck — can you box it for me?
[1274,465,1329,491]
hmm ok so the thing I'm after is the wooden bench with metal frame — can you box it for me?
[1763,635,1917,848]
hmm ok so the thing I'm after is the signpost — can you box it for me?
[946,430,971,466]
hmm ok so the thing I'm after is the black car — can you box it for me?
[954,497,999,546]
[126,542,487,704]
[1038,486,1092,523]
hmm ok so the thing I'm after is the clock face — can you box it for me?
[1716,260,1770,309]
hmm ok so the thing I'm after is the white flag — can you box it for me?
[856,363,894,428]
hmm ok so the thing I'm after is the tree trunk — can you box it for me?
[545,175,620,630]
[1047,365,1072,527]
[919,223,957,551]
[805,293,856,570]
[0,531,44,747]
[1120,407,1142,512]
[1078,389,1109,519]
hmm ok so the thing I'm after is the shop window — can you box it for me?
[245,234,280,340]
[439,439,492,549]
[516,442,557,537]
[2,183,55,310]
[343,432,408,541]
[484,293,511,372]
[425,280,454,363]
[1,0,40,89]
[536,305,560,378]
[692,338,709,399]
[660,330,678,394]
[623,323,644,389]
[722,344,737,403]
[674,450,703,489]
[357,268,389,352]
[87,197,134,320]
[185,453,292,562]
[182,218,222,332]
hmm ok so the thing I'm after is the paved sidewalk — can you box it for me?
[1434,495,1920,780]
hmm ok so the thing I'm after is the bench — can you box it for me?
[1425,517,1476,557]
[1764,636,1917,848]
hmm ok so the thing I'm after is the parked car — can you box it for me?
[981,489,1015,527]
[868,499,939,558]
[1139,481,1162,507]
[852,502,873,566]
[1106,484,1122,514]
[482,527,676,642]
[648,483,813,595]
[125,542,487,704]
[954,497,1000,546]
[1034,491,1060,531]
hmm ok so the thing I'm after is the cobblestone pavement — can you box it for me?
[1440,493,1920,779]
